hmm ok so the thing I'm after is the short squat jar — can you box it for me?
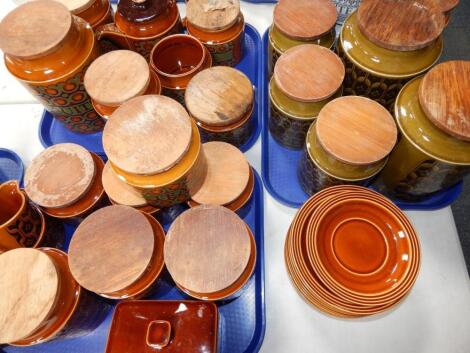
[337,0,445,112]
[375,61,470,201]
[269,44,344,149]
[185,0,245,66]
[185,67,254,148]
[268,0,337,75]
[298,96,397,195]
[56,0,114,29]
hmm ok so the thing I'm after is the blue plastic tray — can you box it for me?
[260,30,463,211]
[39,24,263,157]
[4,170,265,353]
[0,148,24,184]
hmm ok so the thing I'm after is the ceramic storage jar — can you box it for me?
[68,205,165,299]
[375,61,470,201]
[185,67,254,147]
[0,1,102,133]
[56,0,114,29]
[0,248,108,346]
[164,205,256,301]
[298,96,397,195]
[84,50,161,120]
[103,95,207,208]
[337,0,445,112]
[268,0,337,75]
[185,0,244,66]
[269,44,345,149]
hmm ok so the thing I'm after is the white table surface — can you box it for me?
[1,2,469,353]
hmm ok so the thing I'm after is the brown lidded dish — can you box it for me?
[164,204,256,301]
[68,205,165,299]
[0,248,108,346]
[298,96,397,196]
[269,44,344,149]
[185,66,254,148]
[24,143,106,220]
[84,50,162,120]
[188,142,253,212]
[186,0,244,66]
[54,0,114,29]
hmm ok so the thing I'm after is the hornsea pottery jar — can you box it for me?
[337,0,445,112]
[298,96,397,195]
[84,50,162,120]
[185,0,244,66]
[185,67,254,147]
[0,1,103,133]
[103,95,207,208]
[56,0,114,29]
[0,248,109,346]
[269,44,344,149]
[375,61,470,201]
[268,0,338,75]
[96,0,182,60]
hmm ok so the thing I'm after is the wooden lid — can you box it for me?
[102,162,148,207]
[0,248,59,344]
[103,95,192,175]
[186,0,240,31]
[419,61,470,141]
[191,142,250,205]
[53,0,95,13]
[25,143,96,208]
[0,1,72,59]
[185,67,253,126]
[357,0,445,51]
[436,0,459,13]
[68,205,155,294]
[316,96,397,165]
[274,45,344,103]
[84,50,150,107]
[164,205,251,294]
[273,0,337,40]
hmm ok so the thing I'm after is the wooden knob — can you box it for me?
[54,0,96,13]
[186,0,241,31]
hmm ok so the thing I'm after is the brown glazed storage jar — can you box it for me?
[56,0,114,29]
[0,248,108,346]
[298,96,397,195]
[185,0,245,66]
[185,66,254,147]
[68,205,165,299]
[269,44,344,149]
[0,1,102,133]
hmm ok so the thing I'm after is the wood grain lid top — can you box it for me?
[53,0,95,13]
[436,0,459,13]
[191,142,250,205]
[185,67,253,126]
[25,143,96,209]
[103,95,192,175]
[0,1,72,59]
[316,96,397,165]
[0,248,59,344]
[273,0,337,40]
[274,44,345,103]
[68,205,155,294]
[102,162,147,207]
[186,0,240,31]
[164,205,251,294]
[357,0,445,51]
[84,50,150,107]
[419,61,470,141]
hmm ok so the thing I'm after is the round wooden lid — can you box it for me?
[316,96,397,165]
[357,0,445,51]
[54,0,95,13]
[186,0,240,31]
[273,0,337,40]
[436,0,459,13]
[274,45,344,103]
[164,205,251,294]
[419,61,470,141]
[68,205,155,294]
[102,162,148,207]
[185,67,253,126]
[103,95,192,175]
[191,142,250,205]
[0,1,72,59]
[0,248,59,344]
[84,50,150,107]
[25,143,96,209]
